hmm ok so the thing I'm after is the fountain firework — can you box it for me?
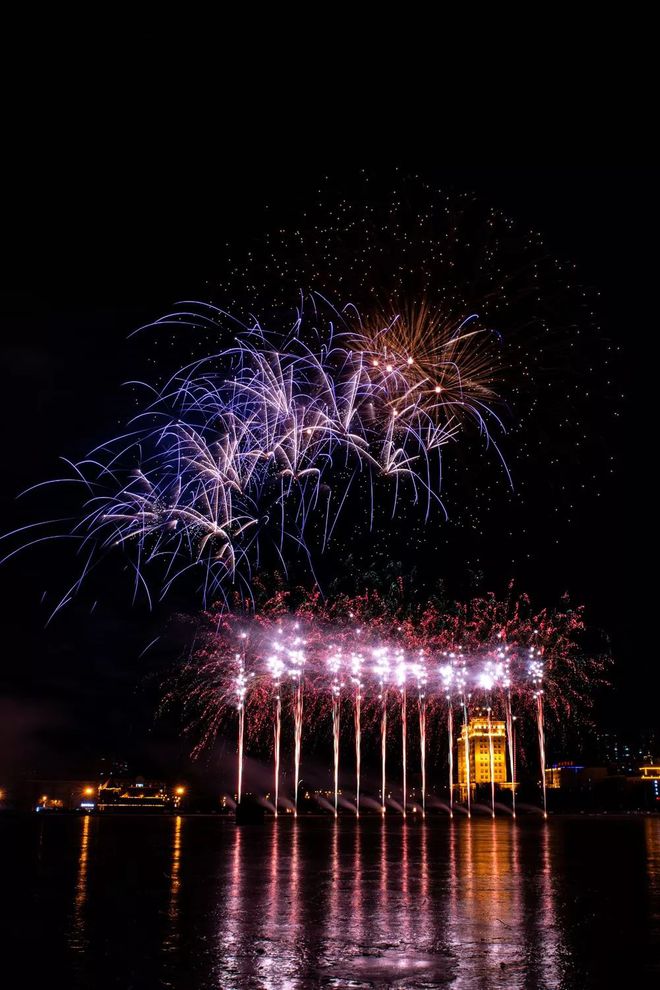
[164,589,606,818]
[292,679,304,816]
[394,655,408,818]
[486,704,496,818]
[267,653,284,815]
[447,702,454,818]
[504,693,517,819]
[440,660,454,818]
[462,696,472,818]
[235,636,248,804]
[374,648,390,815]
[413,656,428,817]
[530,652,548,819]
[352,654,362,817]
[328,649,341,817]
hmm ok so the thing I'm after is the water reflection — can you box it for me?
[68,814,91,954]
[165,815,183,943]
[3,814,658,989]
[646,818,660,969]
[210,819,572,988]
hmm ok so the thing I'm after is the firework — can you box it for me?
[351,649,363,817]
[167,590,608,817]
[266,651,284,816]
[4,295,508,614]
[327,647,341,817]
[373,647,390,815]
[2,179,610,825]
[441,660,455,818]
[358,302,502,431]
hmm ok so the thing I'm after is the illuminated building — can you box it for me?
[544,763,607,790]
[545,764,564,789]
[638,766,660,804]
[97,777,170,811]
[25,780,98,812]
[457,713,508,798]
[35,795,65,812]
[19,778,186,813]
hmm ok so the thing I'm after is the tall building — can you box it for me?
[457,713,508,797]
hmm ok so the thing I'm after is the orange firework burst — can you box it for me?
[358,300,503,434]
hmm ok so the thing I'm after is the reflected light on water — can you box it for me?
[167,815,183,928]
[68,814,91,954]
[351,820,363,943]
[3,815,658,989]
[209,819,572,988]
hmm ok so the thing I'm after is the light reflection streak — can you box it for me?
[539,823,560,986]
[161,814,184,975]
[168,815,183,924]
[351,824,364,944]
[211,819,569,988]
[400,821,412,944]
[379,818,390,932]
[68,814,91,954]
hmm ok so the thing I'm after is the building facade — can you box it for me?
[457,713,508,797]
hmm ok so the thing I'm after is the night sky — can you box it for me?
[0,158,654,786]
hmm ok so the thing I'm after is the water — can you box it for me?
[1,814,659,988]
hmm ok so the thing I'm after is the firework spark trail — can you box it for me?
[537,693,547,817]
[504,692,516,818]
[354,690,361,818]
[332,694,340,818]
[537,692,547,819]
[6,297,511,612]
[499,642,517,819]
[235,639,247,803]
[453,651,472,818]
[329,651,341,818]
[351,651,363,817]
[274,623,307,816]
[440,660,455,818]
[396,654,408,819]
[462,696,471,819]
[373,648,390,816]
[266,651,284,816]
[419,694,427,818]
[274,692,281,816]
[381,695,387,816]
[169,590,607,818]
[237,702,245,804]
[332,687,341,818]
[447,702,454,818]
[530,650,548,818]
[293,680,303,816]
[402,691,407,818]
[413,656,428,817]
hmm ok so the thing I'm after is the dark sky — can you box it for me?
[0,154,655,782]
